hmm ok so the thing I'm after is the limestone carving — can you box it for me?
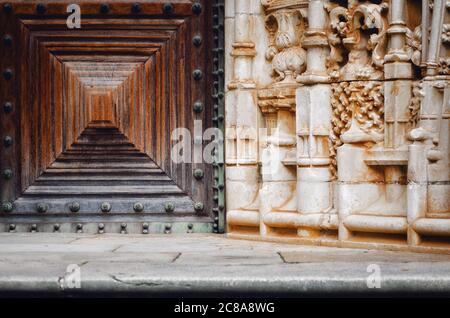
[330,82,352,178]
[442,24,450,44]
[226,0,450,255]
[438,57,450,75]
[326,1,389,80]
[334,81,384,144]
[406,26,422,67]
[409,81,423,126]
[263,0,308,85]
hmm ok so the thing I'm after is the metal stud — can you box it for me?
[36,3,46,14]
[2,168,13,180]
[98,223,105,234]
[69,201,80,213]
[101,202,111,213]
[142,223,149,234]
[100,3,109,13]
[3,69,13,80]
[213,68,224,76]
[193,35,202,47]
[30,224,38,233]
[8,224,15,232]
[164,223,172,234]
[120,223,127,234]
[1,201,13,213]
[53,224,60,232]
[3,136,12,147]
[3,102,12,113]
[193,169,204,180]
[76,223,83,233]
[165,202,175,213]
[193,101,203,113]
[194,202,204,212]
[162,3,173,14]
[3,35,12,47]
[3,3,12,13]
[133,202,144,213]
[131,3,141,13]
[192,69,203,81]
[192,2,202,15]
[36,203,48,213]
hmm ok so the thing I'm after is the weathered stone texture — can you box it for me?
[226,0,450,254]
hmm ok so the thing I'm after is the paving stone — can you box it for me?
[0,233,449,296]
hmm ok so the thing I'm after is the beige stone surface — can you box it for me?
[225,0,450,254]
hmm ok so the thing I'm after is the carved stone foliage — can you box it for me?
[263,0,308,86]
[330,83,352,178]
[410,81,423,126]
[330,81,384,175]
[442,24,450,45]
[406,26,422,67]
[438,58,450,75]
[326,0,389,80]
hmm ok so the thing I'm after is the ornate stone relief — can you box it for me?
[332,81,384,144]
[409,81,423,126]
[263,0,308,86]
[227,0,450,254]
[326,0,389,80]
[406,26,422,67]
[438,58,450,75]
[442,24,450,44]
[330,83,352,178]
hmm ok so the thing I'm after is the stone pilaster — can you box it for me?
[296,0,336,238]
[226,0,260,234]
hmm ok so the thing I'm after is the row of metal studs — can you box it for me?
[6,222,198,234]
[212,0,225,233]
[191,2,206,215]
[2,2,201,15]
[1,4,15,214]
[2,201,206,214]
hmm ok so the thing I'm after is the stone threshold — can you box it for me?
[0,233,449,297]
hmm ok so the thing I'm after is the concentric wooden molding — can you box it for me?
[0,1,214,218]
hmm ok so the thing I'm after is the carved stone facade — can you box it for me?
[225,0,450,254]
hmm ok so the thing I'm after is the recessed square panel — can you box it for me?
[0,1,214,224]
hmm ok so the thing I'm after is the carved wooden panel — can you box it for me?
[0,1,214,228]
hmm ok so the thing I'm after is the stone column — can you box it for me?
[384,0,413,149]
[296,0,335,238]
[226,0,260,233]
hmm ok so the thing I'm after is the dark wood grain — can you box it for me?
[0,0,214,219]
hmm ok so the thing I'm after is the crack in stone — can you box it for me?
[67,237,82,244]
[277,252,287,263]
[171,253,182,263]
[109,274,163,288]
[111,245,124,253]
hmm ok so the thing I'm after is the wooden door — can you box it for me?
[0,1,225,234]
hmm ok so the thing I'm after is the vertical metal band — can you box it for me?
[212,0,225,233]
